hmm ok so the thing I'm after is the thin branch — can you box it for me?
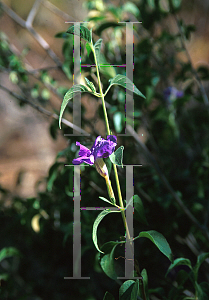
[174,14,209,105]
[126,124,209,243]
[26,0,42,28]
[0,84,88,135]
[0,2,62,67]
[43,0,74,22]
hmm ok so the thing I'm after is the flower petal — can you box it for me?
[107,135,117,144]
[92,135,117,159]
[76,142,91,157]
[72,155,94,165]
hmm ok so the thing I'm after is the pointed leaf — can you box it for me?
[94,38,103,68]
[100,241,125,254]
[196,282,209,300]
[141,269,149,299]
[109,146,124,166]
[99,196,114,206]
[166,258,192,277]
[66,24,92,44]
[85,77,96,93]
[194,252,209,281]
[92,209,120,253]
[126,195,148,225]
[59,84,90,128]
[108,74,145,98]
[119,280,139,300]
[135,230,173,262]
[98,53,116,78]
[0,247,20,263]
[86,42,92,56]
[100,244,118,280]
[103,291,115,300]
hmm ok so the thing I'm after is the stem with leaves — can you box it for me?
[89,28,146,300]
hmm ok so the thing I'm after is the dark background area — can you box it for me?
[0,0,209,299]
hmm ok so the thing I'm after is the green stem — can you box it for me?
[91,41,132,243]
[91,43,130,240]
[92,40,146,300]
[91,45,110,136]
[113,164,132,243]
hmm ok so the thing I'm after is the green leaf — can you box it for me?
[166,258,192,277]
[194,252,209,281]
[0,247,20,263]
[103,291,115,300]
[47,162,63,192]
[92,209,120,253]
[126,195,148,225]
[84,77,96,93]
[119,280,139,300]
[196,282,209,300]
[99,53,117,79]
[66,24,92,44]
[100,241,125,254]
[100,243,119,280]
[107,74,146,98]
[59,84,90,128]
[99,196,114,206]
[141,269,149,299]
[94,38,103,68]
[0,273,9,281]
[85,42,92,56]
[147,0,155,9]
[122,2,140,17]
[172,0,181,9]
[135,230,173,262]
[109,146,124,166]
[95,22,125,36]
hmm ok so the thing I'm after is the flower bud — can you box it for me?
[94,158,109,178]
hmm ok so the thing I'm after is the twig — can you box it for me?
[26,0,42,28]
[0,84,88,135]
[0,1,62,67]
[126,124,209,243]
[43,0,74,22]
[174,14,209,105]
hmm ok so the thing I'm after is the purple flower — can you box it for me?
[72,135,117,166]
[163,87,184,102]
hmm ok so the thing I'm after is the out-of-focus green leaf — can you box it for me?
[113,112,123,133]
[166,258,192,277]
[103,291,115,300]
[0,247,20,263]
[122,2,140,17]
[194,252,209,281]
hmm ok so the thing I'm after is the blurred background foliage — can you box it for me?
[0,0,209,299]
